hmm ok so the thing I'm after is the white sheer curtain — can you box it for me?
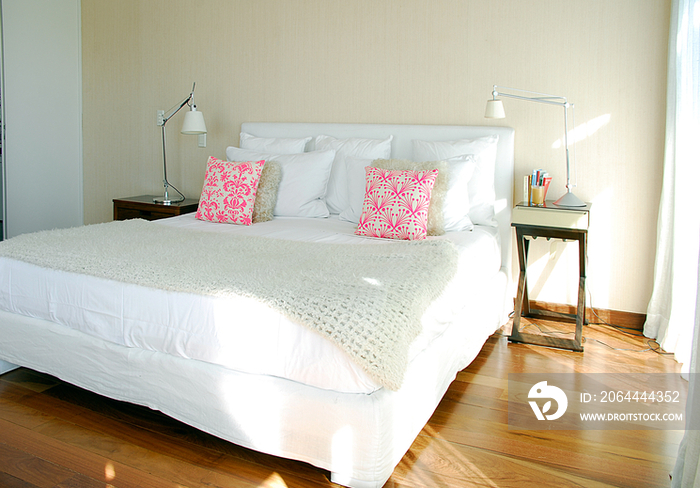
[645,0,700,485]
[672,249,700,486]
[644,0,700,371]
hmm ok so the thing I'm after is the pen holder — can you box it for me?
[531,185,545,206]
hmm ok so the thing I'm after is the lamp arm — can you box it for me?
[160,82,197,126]
[492,85,567,106]
[496,91,568,108]
[563,103,572,192]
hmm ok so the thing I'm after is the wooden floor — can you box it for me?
[0,318,683,488]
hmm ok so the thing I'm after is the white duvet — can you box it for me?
[0,214,501,393]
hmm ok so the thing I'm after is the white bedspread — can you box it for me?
[0,214,501,393]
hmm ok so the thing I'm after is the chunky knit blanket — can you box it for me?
[0,219,458,390]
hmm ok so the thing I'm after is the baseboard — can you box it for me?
[525,300,646,331]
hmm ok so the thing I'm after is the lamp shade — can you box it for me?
[181,108,207,134]
[485,99,506,119]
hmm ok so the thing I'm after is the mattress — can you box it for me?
[0,214,500,394]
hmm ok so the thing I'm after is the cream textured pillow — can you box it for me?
[372,158,448,236]
[252,160,282,223]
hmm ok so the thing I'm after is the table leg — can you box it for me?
[572,233,588,351]
[509,227,585,352]
[511,228,529,341]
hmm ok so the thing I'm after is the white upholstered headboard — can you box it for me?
[241,122,515,280]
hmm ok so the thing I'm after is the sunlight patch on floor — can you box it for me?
[418,424,502,487]
[104,461,116,481]
[259,471,289,487]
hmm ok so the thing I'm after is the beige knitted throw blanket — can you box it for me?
[0,219,458,390]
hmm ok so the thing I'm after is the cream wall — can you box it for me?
[81,0,670,314]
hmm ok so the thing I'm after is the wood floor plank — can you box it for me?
[428,406,683,466]
[418,422,673,488]
[0,471,41,488]
[0,396,57,432]
[28,418,266,488]
[54,473,115,488]
[0,419,194,488]
[393,433,623,488]
[40,382,334,486]
[0,385,332,488]
[0,441,75,488]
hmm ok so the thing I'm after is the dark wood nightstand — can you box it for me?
[510,200,592,352]
[113,195,199,221]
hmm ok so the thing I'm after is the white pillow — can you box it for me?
[413,136,499,227]
[339,157,373,224]
[314,135,393,214]
[441,155,476,232]
[225,146,335,218]
[239,132,311,154]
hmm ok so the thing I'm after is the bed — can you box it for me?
[0,122,514,488]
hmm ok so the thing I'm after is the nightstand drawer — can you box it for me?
[512,202,590,230]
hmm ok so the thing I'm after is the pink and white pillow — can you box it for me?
[196,156,265,225]
[355,167,438,240]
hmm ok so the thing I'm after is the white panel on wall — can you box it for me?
[1,0,82,238]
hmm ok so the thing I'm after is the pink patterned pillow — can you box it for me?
[355,167,439,240]
[195,156,265,225]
